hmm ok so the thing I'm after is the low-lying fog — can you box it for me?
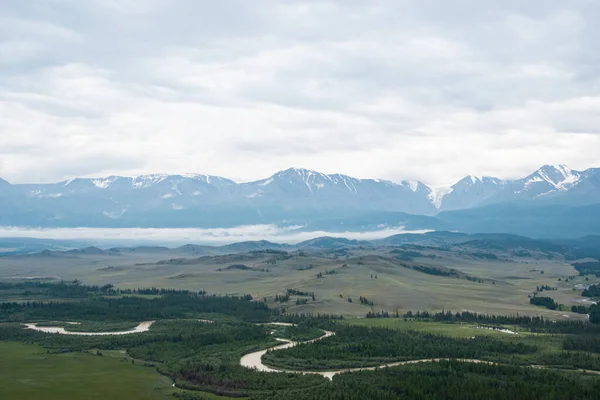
[0,225,432,247]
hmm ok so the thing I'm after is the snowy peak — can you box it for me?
[270,168,337,193]
[131,174,169,189]
[437,175,504,211]
[528,165,580,191]
[268,168,426,196]
[400,180,429,193]
[2,164,599,227]
[453,175,502,188]
[244,168,436,214]
[92,176,120,189]
[437,164,596,211]
[179,174,235,186]
[266,168,363,195]
[60,174,236,191]
[273,168,332,183]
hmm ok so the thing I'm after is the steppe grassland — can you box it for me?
[0,247,593,318]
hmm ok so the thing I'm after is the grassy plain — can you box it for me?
[0,342,173,400]
[0,244,597,318]
[0,342,242,400]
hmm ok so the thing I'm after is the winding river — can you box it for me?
[24,321,154,336]
[240,323,497,380]
[22,320,600,381]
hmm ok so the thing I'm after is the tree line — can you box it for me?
[366,309,600,333]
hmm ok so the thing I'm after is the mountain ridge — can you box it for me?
[0,165,599,229]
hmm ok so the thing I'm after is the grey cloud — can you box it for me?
[1,1,600,186]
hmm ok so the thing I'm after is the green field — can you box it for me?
[0,342,173,400]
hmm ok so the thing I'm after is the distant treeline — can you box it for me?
[366,310,600,333]
[0,280,206,298]
[121,287,207,295]
[276,313,344,327]
[0,282,268,323]
[0,281,114,298]
[413,265,459,277]
[583,284,600,297]
[573,261,600,277]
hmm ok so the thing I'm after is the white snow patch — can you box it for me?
[469,175,481,184]
[171,203,184,210]
[524,176,544,188]
[258,178,274,186]
[181,173,208,182]
[132,174,168,189]
[529,165,581,194]
[92,177,117,189]
[246,191,263,198]
[341,177,357,194]
[536,169,556,188]
[38,193,63,199]
[161,193,174,199]
[192,190,202,196]
[428,187,453,209]
[554,165,580,190]
[404,180,420,192]
[315,183,324,189]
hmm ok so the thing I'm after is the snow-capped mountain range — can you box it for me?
[0,165,598,228]
[439,164,600,211]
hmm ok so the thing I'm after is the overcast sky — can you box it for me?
[1,1,599,187]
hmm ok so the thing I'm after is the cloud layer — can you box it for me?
[1,1,599,186]
[0,225,429,245]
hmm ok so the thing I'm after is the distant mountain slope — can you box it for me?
[438,202,600,238]
[295,236,372,249]
[218,240,289,253]
[234,168,436,215]
[373,231,470,246]
[0,165,599,229]
[8,230,590,260]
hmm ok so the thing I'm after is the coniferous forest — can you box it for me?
[2,281,600,399]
